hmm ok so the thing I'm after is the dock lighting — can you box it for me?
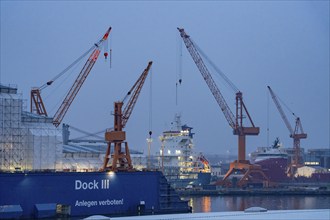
[107,171,115,178]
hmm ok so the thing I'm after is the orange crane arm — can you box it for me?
[103,61,153,171]
[52,27,112,127]
[267,86,294,135]
[52,49,100,127]
[267,86,307,138]
[295,118,305,135]
[31,88,48,116]
[177,28,236,129]
[31,27,111,118]
[122,61,153,128]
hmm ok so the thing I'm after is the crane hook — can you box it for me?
[104,52,108,60]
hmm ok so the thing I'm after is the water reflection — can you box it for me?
[201,196,211,212]
[182,195,330,213]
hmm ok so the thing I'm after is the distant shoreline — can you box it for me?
[178,188,330,196]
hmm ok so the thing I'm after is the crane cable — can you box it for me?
[178,36,183,84]
[66,124,105,141]
[39,45,96,91]
[46,59,84,115]
[175,35,183,106]
[40,28,112,91]
[148,66,153,137]
[267,89,270,147]
[147,67,153,170]
[192,39,239,93]
[272,88,298,119]
[109,34,113,68]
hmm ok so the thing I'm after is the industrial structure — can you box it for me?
[1,27,112,171]
[267,86,307,177]
[0,25,191,218]
[102,61,153,171]
[177,28,268,187]
[0,85,62,171]
[31,27,112,127]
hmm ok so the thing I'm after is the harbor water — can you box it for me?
[181,195,330,213]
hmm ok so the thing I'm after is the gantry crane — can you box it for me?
[178,28,268,186]
[102,61,153,172]
[31,27,112,127]
[267,86,307,177]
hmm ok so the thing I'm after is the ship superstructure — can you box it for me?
[250,138,288,163]
[157,114,211,189]
[250,138,289,182]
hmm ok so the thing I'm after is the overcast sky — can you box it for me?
[1,1,329,156]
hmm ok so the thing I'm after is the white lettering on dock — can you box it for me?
[75,199,124,208]
[74,179,111,190]
[101,179,110,189]
[75,180,99,190]
[75,200,97,208]
[99,199,124,206]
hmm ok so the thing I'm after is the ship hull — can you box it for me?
[0,171,190,219]
[165,172,211,189]
[254,158,289,182]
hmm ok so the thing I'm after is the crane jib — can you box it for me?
[30,27,112,127]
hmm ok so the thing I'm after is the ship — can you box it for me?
[0,171,190,219]
[0,84,190,219]
[155,114,211,189]
[250,138,330,184]
[250,138,289,182]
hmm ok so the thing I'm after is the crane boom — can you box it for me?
[52,27,112,127]
[178,28,266,187]
[103,61,153,171]
[267,86,294,135]
[177,28,236,129]
[177,28,258,133]
[52,49,100,127]
[31,27,111,119]
[122,61,153,128]
[267,85,307,177]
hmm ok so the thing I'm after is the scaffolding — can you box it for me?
[0,84,62,171]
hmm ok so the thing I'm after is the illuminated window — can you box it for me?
[305,161,320,165]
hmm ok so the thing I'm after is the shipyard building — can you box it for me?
[0,85,62,171]
[0,84,147,172]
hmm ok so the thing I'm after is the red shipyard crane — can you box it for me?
[267,86,307,177]
[178,28,268,187]
[30,27,112,127]
[102,61,153,172]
